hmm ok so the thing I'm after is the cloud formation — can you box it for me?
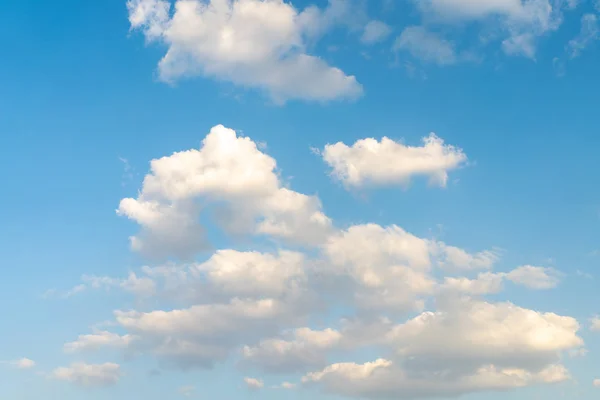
[59,124,583,399]
[127,0,363,103]
[321,133,467,189]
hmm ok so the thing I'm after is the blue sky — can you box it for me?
[1,0,600,399]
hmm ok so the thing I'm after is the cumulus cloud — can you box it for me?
[126,0,363,103]
[303,297,581,399]
[52,363,121,387]
[64,124,584,399]
[118,125,332,259]
[321,133,467,189]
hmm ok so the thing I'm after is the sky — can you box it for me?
[1,0,600,399]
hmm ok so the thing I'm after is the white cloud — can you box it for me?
[64,331,138,353]
[505,265,561,289]
[321,133,467,189]
[393,26,457,65]
[567,13,599,59]
[304,297,581,399]
[127,0,362,103]
[594,378,600,387]
[361,20,392,44]
[118,125,332,259]
[65,123,586,400]
[244,376,264,390]
[52,363,121,387]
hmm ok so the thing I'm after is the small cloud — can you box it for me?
[594,378,600,387]
[3,358,36,369]
[361,20,392,45]
[244,377,264,390]
[179,385,195,397]
[273,381,297,389]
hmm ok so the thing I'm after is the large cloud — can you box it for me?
[126,0,363,103]
[118,125,332,259]
[303,298,582,399]
[60,124,584,399]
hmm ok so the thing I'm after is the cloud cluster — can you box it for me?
[56,124,585,399]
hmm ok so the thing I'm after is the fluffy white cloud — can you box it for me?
[386,298,583,367]
[127,0,362,103]
[393,26,457,65]
[321,133,467,189]
[244,377,264,390]
[65,124,584,399]
[64,331,138,353]
[52,363,121,387]
[505,265,561,289]
[304,297,582,399]
[118,125,332,259]
[322,224,436,313]
[361,20,392,44]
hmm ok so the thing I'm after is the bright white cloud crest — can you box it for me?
[53,124,587,398]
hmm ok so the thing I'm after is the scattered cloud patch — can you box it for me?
[126,0,363,103]
[321,133,467,189]
[52,363,121,388]
[361,20,392,44]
